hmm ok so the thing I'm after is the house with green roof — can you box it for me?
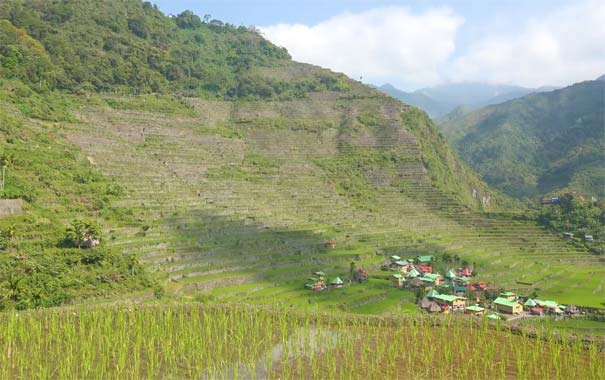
[534,299,562,314]
[405,267,421,278]
[499,291,517,301]
[453,284,468,295]
[329,277,344,289]
[420,273,443,286]
[493,297,522,314]
[426,289,440,298]
[445,269,457,279]
[454,276,472,284]
[416,255,435,264]
[465,305,485,316]
[523,298,537,309]
[433,294,467,311]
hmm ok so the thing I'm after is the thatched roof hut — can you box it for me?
[418,297,431,309]
[428,302,442,313]
[408,277,424,288]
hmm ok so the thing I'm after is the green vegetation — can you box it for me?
[519,316,605,336]
[439,80,605,198]
[0,0,348,99]
[0,0,602,316]
[1,304,603,379]
[0,82,152,310]
[536,194,605,254]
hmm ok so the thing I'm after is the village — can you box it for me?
[305,254,580,321]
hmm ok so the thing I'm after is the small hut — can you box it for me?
[523,298,537,310]
[428,302,442,313]
[324,241,337,249]
[392,273,405,288]
[465,305,485,316]
[565,304,579,315]
[418,297,432,310]
[408,277,424,289]
[329,277,344,289]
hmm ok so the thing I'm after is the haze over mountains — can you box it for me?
[440,77,605,198]
[378,82,559,119]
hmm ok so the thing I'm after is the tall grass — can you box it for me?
[0,304,603,379]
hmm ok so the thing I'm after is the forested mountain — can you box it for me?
[378,82,554,119]
[440,79,605,198]
[0,0,348,98]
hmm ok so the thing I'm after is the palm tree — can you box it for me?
[0,152,15,192]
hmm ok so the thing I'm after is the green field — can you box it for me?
[1,304,603,379]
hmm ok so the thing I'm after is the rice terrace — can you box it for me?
[0,0,603,379]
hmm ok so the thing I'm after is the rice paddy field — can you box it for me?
[1,303,603,380]
[59,88,605,311]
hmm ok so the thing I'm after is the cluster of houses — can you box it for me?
[303,255,582,321]
[492,292,579,316]
[386,255,487,296]
[419,288,579,318]
[304,271,344,292]
[304,264,369,292]
[563,232,594,242]
[383,255,580,319]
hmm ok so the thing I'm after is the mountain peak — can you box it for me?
[379,83,397,91]
[597,74,605,81]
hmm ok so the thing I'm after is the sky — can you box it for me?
[152,0,605,91]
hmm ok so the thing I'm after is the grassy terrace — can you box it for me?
[62,90,605,311]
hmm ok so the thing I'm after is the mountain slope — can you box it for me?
[0,0,602,311]
[440,80,605,198]
[378,84,452,118]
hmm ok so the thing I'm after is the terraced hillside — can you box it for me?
[62,82,605,311]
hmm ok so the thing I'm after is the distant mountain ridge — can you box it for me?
[378,82,558,119]
[439,79,605,198]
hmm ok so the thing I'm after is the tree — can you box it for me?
[175,10,202,29]
[0,152,15,192]
[65,220,100,249]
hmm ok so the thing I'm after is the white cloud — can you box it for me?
[260,7,463,88]
[261,1,605,89]
[450,0,605,87]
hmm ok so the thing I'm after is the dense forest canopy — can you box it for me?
[0,0,348,98]
[440,80,605,199]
